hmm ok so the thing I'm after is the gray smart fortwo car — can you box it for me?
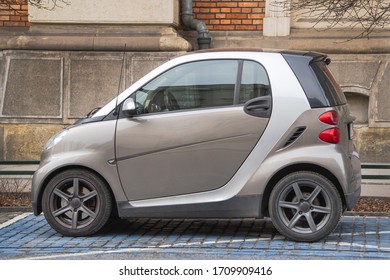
[32,50,361,242]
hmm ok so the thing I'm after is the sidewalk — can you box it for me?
[361,183,390,198]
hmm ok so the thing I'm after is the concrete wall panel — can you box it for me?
[0,126,4,160]
[69,55,123,118]
[377,61,390,121]
[130,54,175,85]
[2,57,62,118]
[355,126,390,163]
[3,124,63,161]
[329,60,380,90]
[0,54,4,116]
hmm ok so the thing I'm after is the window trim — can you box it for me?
[237,60,272,105]
[234,60,244,105]
[119,58,271,118]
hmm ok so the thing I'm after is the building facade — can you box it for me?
[0,0,390,163]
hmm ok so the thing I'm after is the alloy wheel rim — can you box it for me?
[49,177,100,230]
[277,181,332,234]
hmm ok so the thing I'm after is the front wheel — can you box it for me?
[269,171,342,242]
[42,169,112,236]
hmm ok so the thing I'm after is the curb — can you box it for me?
[0,207,32,213]
[344,211,390,217]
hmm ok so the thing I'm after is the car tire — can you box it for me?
[269,171,342,242]
[42,169,112,236]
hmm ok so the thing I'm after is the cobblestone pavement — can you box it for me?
[0,213,390,260]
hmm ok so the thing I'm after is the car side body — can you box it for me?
[32,50,361,242]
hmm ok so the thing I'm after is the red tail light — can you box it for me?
[319,110,339,125]
[319,128,340,144]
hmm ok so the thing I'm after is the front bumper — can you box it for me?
[31,169,44,216]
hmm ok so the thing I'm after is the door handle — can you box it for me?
[244,96,272,118]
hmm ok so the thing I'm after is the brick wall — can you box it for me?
[0,0,30,27]
[193,0,266,31]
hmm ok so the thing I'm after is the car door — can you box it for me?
[115,59,272,201]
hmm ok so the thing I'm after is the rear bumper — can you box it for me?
[32,202,40,216]
[344,151,361,210]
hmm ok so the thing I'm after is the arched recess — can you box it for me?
[343,88,370,124]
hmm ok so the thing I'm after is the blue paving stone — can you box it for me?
[115,241,133,248]
[1,214,390,259]
[1,249,23,256]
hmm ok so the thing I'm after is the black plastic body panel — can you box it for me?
[282,53,329,108]
[117,195,263,219]
[282,52,347,109]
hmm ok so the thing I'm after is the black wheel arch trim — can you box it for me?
[34,165,116,217]
[261,163,346,217]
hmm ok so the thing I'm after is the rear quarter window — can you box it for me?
[282,53,347,108]
[311,62,347,106]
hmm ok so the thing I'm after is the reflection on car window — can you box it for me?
[311,62,347,106]
[134,60,238,114]
[239,61,270,104]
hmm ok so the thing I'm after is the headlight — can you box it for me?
[44,130,68,150]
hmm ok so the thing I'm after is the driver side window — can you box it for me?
[134,60,239,114]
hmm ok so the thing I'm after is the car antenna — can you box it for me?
[113,44,127,116]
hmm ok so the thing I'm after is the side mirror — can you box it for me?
[122,98,137,117]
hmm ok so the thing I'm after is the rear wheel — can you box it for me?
[269,171,342,242]
[42,169,112,236]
